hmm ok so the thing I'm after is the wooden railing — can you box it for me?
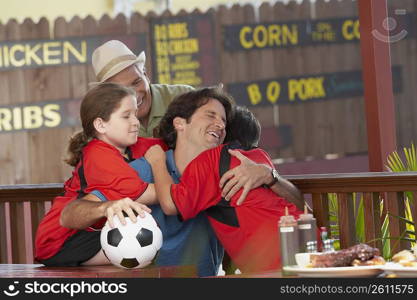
[1,172,417,263]
[0,184,63,264]
[287,172,417,253]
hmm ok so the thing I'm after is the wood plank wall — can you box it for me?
[0,0,416,186]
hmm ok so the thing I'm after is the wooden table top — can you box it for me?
[0,264,197,278]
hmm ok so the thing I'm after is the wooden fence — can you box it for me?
[0,0,416,185]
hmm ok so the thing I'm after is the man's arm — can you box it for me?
[219,149,304,209]
[60,193,151,229]
[135,184,158,205]
[268,175,304,211]
[144,145,178,215]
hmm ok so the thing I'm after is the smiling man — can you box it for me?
[144,88,303,273]
[153,87,232,174]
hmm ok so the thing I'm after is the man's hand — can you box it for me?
[103,198,151,228]
[61,194,152,230]
[144,145,166,165]
[219,149,271,205]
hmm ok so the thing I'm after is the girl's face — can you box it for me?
[97,95,139,153]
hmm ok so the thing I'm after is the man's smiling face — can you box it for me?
[180,98,227,153]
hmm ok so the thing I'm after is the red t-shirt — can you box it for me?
[171,144,302,273]
[35,137,166,261]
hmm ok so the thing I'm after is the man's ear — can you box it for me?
[173,117,186,131]
[144,68,151,84]
[93,118,106,134]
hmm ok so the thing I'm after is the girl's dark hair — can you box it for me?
[155,87,234,149]
[224,106,261,149]
[65,83,136,166]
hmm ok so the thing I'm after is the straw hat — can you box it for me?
[90,40,146,84]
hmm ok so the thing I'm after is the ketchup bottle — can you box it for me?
[279,207,300,273]
[297,204,317,253]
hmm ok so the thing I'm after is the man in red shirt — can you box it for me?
[145,89,303,273]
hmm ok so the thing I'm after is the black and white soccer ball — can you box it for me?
[100,211,163,269]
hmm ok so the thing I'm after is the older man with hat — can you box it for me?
[90,40,193,137]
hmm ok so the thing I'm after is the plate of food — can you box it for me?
[284,243,386,278]
[283,265,384,278]
[382,249,417,277]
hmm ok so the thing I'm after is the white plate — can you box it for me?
[382,262,417,277]
[283,265,384,278]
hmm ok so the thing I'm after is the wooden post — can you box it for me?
[358,0,406,254]
[357,0,397,172]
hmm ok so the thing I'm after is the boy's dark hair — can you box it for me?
[156,87,234,149]
[224,106,260,149]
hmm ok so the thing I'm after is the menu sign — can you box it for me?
[227,66,402,107]
[0,34,147,71]
[0,98,80,133]
[150,14,218,86]
[223,13,414,51]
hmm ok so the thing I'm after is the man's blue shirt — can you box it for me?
[92,150,224,277]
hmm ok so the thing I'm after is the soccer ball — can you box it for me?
[100,211,163,269]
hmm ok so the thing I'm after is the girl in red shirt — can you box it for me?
[35,83,156,266]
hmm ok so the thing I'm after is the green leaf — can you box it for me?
[381,213,391,259]
[356,197,365,243]
[404,143,417,170]
[387,212,415,226]
[384,143,417,255]
[386,151,406,172]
